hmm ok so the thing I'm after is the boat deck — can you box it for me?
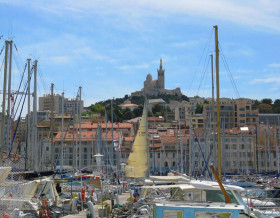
[63,192,131,217]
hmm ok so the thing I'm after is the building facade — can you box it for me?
[174,101,195,126]
[39,94,84,114]
[203,98,259,128]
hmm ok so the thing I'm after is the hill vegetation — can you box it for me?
[84,94,189,122]
[83,95,280,122]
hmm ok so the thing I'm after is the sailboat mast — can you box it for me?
[50,83,54,171]
[33,60,38,171]
[210,54,214,105]
[111,99,114,174]
[214,25,221,179]
[79,86,82,170]
[1,41,9,158]
[27,58,31,169]
[60,92,64,170]
[7,40,12,147]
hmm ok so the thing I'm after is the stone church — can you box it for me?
[131,59,182,97]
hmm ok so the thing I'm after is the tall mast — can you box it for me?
[210,54,214,106]
[60,92,64,170]
[27,58,31,169]
[7,40,12,147]
[50,83,54,171]
[111,99,114,174]
[78,86,82,170]
[179,108,183,174]
[33,60,38,171]
[1,41,9,157]
[105,109,108,174]
[214,25,221,179]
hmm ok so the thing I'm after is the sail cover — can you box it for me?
[125,104,148,178]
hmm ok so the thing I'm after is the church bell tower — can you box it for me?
[157,59,165,89]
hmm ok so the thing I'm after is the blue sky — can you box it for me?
[0,0,279,107]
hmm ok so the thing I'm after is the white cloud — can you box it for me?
[269,63,280,68]
[119,63,149,70]
[2,0,280,32]
[250,77,280,84]
[171,40,200,48]
[50,55,71,64]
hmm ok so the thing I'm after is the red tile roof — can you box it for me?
[77,122,132,129]
[148,117,165,122]
[54,131,120,142]
[124,137,134,142]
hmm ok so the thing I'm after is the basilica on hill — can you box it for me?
[131,59,182,97]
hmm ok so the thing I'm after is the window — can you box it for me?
[158,153,160,158]
[239,108,245,111]
[205,190,238,204]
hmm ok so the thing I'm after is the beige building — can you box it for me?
[39,94,62,114]
[39,94,84,114]
[191,114,204,128]
[203,98,258,128]
[174,101,195,126]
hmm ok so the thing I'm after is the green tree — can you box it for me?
[262,98,273,105]
[273,99,280,113]
[133,106,143,117]
[258,103,273,113]
[91,104,105,114]
[195,103,203,114]
[152,104,164,115]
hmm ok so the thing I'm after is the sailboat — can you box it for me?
[125,102,148,178]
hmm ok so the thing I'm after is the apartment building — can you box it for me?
[174,101,195,126]
[39,94,84,114]
[191,114,204,128]
[190,128,256,175]
[203,98,259,128]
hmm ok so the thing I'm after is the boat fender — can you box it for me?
[250,200,253,207]
[87,201,95,218]
[81,187,85,202]
[3,212,9,218]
